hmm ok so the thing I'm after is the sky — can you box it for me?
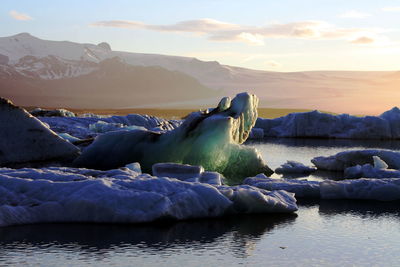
[1,0,400,72]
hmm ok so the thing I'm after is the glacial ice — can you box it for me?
[39,113,180,139]
[254,107,400,139]
[275,161,316,174]
[0,166,297,227]
[244,175,320,198]
[0,98,80,167]
[152,162,223,185]
[312,150,400,171]
[245,175,400,201]
[74,93,273,181]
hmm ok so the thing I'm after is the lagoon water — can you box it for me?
[1,138,400,266]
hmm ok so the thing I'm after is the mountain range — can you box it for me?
[0,33,398,114]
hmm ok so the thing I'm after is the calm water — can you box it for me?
[1,138,400,266]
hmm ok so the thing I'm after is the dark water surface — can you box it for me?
[1,138,400,266]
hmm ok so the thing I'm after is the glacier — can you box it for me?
[73,93,273,181]
[0,166,297,227]
[254,107,400,139]
[244,175,400,201]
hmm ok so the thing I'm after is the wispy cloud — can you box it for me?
[91,18,387,46]
[350,36,375,44]
[9,10,33,21]
[382,6,400,12]
[339,10,371,18]
[265,60,281,68]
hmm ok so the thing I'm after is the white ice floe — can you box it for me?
[320,179,400,201]
[344,164,400,179]
[312,150,400,171]
[74,93,273,181]
[0,166,297,227]
[245,174,400,201]
[255,107,400,139]
[244,175,320,198]
[275,160,316,174]
[39,114,180,139]
[0,98,79,167]
[152,163,223,185]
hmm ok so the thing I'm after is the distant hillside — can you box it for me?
[1,57,217,109]
[0,33,399,114]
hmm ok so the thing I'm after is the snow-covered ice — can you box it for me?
[74,93,273,181]
[244,175,320,198]
[152,163,223,185]
[275,160,316,174]
[255,107,400,139]
[0,166,297,227]
[245,174,400,201]
[320,179,400,201]
[0,98,79,167]
[39,113,180,139]
[312,149,400,171]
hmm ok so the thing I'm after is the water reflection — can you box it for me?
[318,200,400,218]
[0,214,297,259]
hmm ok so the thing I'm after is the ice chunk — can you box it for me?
[312,149,400,171]
[74,93,273,181]
[219,185,297,213]
[58,133,81,143]
[246,174,400,201]
[152,163,204,181]
[344,164,400,179]
[0,166,297,227]
[255,107,400,139]
[249,127,264,139]
[320,179,400,201]
[373,156,388,169]
[0,98,80,167]
[125,162,141,174]
[275,160,316,174]
[199,171,223,186]
[244,175,320,198]
[30,108,76,117]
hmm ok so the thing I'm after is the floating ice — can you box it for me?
[275,160,316,174]
[244,175,320,198]
[0,98,80,167]
[152,163,223,185]
[344,164,400,179]
[0,166,297,227]
[249,128,264,139]
[320,179,400,201]
[373,156,388,169]
[245,174,400,201]
[255,107,400,139]
[312,150,400,171]
[74,93,273,181]
[39,113,180,139]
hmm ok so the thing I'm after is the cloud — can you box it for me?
[339,10,371,18]
[265,60,281,68]
[382,6,400,12]
[91,18,387,45]
[9,10,33,21]
[350,36,375,44]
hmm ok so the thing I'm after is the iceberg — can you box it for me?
[152,162,223,185]
[244,175,320,198]
[39,113,180,139]
[74,93,273,181]
[0,98,80,167]
[275,160,316,174]
[0,166,297,227]
[245,174,400,201]
[255,107,400,139]
[312,149,400,171]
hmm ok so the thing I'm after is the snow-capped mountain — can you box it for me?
[0,33,399,113]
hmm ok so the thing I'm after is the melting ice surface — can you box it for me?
[74,93,273,181]
[0,166,297,227]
